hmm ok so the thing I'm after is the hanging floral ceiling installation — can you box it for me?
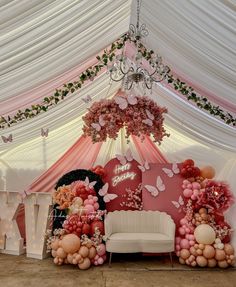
[1,34,235,130]
[82,90,168,143]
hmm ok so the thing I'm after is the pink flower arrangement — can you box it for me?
[120,184,143,210]
[82,91,168,143]
[196,180,234,212]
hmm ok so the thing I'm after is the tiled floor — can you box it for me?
[0,253,235,287]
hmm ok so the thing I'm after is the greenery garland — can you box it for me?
[0,33,235,129]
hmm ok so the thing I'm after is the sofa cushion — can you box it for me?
[106,232,174,253]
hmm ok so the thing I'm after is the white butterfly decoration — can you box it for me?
[116,148,133,165]
[162,163,180,178]
[41,128,49,137]
[114,94,137,110]
[142,109,154,126]
[171,195,184,212]
[138,160,150,172]
[18,190,31,199]
[98,183,118,203]
[1,134,13,143]
[144,176,165,197]
[91,115,105,131]
[82,95,92,103]
[84,177,97,190]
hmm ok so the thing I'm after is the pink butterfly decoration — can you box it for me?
[142,109,154,126]
[171,195,184,212]
[91,115,105,131]
[138,160,150,172]
[82,95,92,103]
[162,163,180,178]
[18,190,31,199]
[98,183,118,203]
[114,94,137,110]
[41,128,49,137]
[116,148,133,165]
[144,176,165,197]
[84,177,96,190]
[1,134,13,143]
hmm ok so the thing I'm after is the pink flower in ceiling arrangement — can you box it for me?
[82,90,169,143]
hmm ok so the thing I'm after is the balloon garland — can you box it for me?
[47,167,107,270]
[176,159,235,268]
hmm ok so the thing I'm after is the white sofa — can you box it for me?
[104,210,175,266]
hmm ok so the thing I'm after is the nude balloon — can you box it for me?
[78,257,91,270]
[61,234,81,254]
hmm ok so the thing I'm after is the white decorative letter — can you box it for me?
[0,191,24,255]
[24,193,52,259]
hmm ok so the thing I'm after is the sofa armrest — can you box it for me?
[162,216,176,240]
[104,213,113,241]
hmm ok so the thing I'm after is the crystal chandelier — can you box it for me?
[109,0,170,91]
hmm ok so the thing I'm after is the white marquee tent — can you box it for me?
[0,0,235,228]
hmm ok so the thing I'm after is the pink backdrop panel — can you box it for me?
[103,158,142,212]
[142,163,184,226]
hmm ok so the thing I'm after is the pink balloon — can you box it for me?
[88,199,94,205]
[192,182,201,190]
[183,189,193,198]
[180,218,188,226]
[189,235,195,241]
[193,190,199,196]
[185,228,190,234]
[179,227,185,235]
[94,203,99,210]
[180,239,190,249]
[176,251,180,257]
[176,244,180,251]
[191,195,197,200]
[189,240,195,246]
[84,199,89,205]
[94,261,98,266]
[187,184,192,189]
[84,204,94,214]
[97,244,106,256]
[94,255,99,260]
[98,257,104,265]
[176,237,181,244]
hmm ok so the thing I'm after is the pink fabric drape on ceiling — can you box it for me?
[28,136,103,193]
[132,135,168,163]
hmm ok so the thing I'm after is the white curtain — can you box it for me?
[130,0,236,111]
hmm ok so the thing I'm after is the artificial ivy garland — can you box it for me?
[0,33,235,129]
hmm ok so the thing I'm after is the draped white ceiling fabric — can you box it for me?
[0,0,236,201]
[131,0,236,112]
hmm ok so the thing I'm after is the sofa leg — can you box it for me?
[109,252,112,268]
[169,252,173,268]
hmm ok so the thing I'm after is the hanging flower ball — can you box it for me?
[82,92,169,144]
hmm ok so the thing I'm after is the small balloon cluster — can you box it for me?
[49,172,108,270]
[176,159,235,268]
[50,233,106,269]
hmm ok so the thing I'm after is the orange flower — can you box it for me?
[53,185,75,210]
